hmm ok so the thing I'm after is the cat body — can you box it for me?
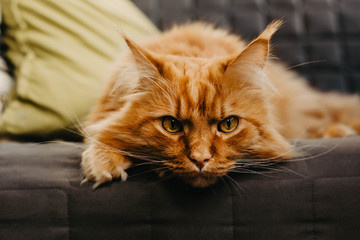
[82,21,360,188]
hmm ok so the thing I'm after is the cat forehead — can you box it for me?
[162,57,224,88]
[171,69,225,120]
[166,60,216,94]
[162,56,212,77]
[149,56,234,119]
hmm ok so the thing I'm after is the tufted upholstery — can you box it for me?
[1,138,360,240]
[1,2,360,239]
[133,0,360,94]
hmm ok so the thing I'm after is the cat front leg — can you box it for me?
[81,144,131,189]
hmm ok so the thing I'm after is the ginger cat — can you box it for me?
[81,21,360,188]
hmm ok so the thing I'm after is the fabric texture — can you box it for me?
[0,0,159,138]
[133,0,360,94]
[0,2,14,115]
[0,58,13,115]
[0,1,359,239]
[0,138,359,240]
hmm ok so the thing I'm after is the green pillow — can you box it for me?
[0,0,159,139]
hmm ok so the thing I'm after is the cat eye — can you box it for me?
[162,116,183,134]
[217,116,239,133]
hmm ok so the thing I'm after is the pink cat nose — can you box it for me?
[188,153,212,171]
[191,159,207,171]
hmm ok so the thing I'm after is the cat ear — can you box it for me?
[122,34,162,79]
[225,20,282,73]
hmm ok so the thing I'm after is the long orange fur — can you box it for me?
[81,21,360,188]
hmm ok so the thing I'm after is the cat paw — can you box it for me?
[81,145,131,189]
[323,123,357,138]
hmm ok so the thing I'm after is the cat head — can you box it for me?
[98,21,293,187]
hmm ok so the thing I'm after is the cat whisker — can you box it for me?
[234,163,282,171]
[266,56,279,61]
[45,140,87,150]
[276,165,307,178]
[60,108,171,168]
[79,132,150,161]
[287,60,326,70]
[80,126,165,162]
[22,140,86,150]
[229,167,280,178]
[232,130,312,164]
[130,161,165,168]
[284,137,346,163]
[233,140,333,165]
[59,105,92,141]
[233,138,347,179]
[223,174,246,197]
[240,159,277,164]
[142,170,176,188]
[128,166,170,178]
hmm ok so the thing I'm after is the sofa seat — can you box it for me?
[1,137,359,240]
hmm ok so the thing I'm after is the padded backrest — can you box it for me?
[133,0,360,94]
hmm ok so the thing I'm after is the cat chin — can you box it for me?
[182,175,218,188]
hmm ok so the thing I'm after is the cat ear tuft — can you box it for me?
[258,20,283,41]
[226,20,282,72]
[121,33,163,78]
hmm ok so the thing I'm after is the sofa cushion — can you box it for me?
[0,0,159,139]
[0,137,359,239]
[133,0,360,94]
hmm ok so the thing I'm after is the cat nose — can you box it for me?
[191,159,207,171]
[188,152,212,171]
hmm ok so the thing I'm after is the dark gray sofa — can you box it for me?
[1,0,360,239]
[1,138,360,240]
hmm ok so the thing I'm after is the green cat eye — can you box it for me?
[218,116,239,133]
[162,116,183,133]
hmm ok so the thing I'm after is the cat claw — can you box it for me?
[81,145,131,189]
[92,181,103,190]
[102,170,113,180]
[91,169,128,189]
[91,170,113,189]
[116,166,128,182]
[80,178,88,186]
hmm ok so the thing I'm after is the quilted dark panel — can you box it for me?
[0,189,69,240]
[132,0,360,93]
[1,138,360,240]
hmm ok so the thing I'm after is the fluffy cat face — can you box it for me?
[90,21,293,187]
